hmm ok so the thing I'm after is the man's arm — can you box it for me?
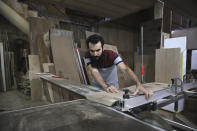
[87,64,118,93]
[117,62,152,100]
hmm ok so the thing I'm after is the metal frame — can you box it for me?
[115,82,197,111]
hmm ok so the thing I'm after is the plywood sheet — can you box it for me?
[50,29,81,83]
[155,48,182,84]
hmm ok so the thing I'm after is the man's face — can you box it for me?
[89,41,103,60]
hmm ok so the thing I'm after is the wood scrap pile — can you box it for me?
[29,28,87,102]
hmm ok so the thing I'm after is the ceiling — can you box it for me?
[30,0,155,20]
[26,0,197,27]
[164,0,197,19]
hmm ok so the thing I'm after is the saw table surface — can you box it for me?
[0,99,164,131]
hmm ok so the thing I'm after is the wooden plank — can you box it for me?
[127,82,168,93]
[76,48,87,84]
[38,35,50,65]
[28,55,43,101]
[50,29,87,101]
[28,55,41,80]
[155,48,182,84]
[82,57,92,85]
[50,29,81,83]
[86,91,122,106]
[86,82,168,106]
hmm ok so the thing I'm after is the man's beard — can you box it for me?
[92,55,101,60]
[91,50,103,61]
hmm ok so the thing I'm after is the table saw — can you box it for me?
[0,73,197,131]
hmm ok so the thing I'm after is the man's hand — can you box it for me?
[130,84,153,100]
[104,85,119,93]
[144,90,153,100]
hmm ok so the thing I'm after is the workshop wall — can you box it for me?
[98,23,136,68]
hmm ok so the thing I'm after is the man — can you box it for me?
[85,34,152,100]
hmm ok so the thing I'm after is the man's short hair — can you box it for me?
[86,34,104,48]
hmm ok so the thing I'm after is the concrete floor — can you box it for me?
[0,89,48,112]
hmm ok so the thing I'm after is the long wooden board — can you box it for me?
[28,55,43,101]
[50,29,81,83]
[28,55,41,80]
[86,82,168,106]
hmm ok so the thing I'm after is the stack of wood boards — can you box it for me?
[50,29,86,84]
[29,29,88,103]
[155,48,182,84]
